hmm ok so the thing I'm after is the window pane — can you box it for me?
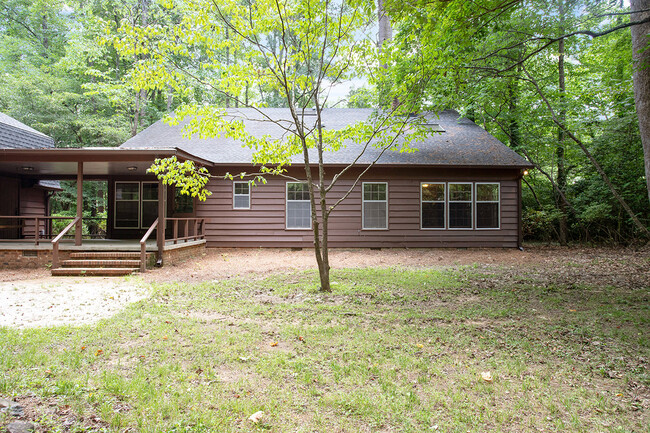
[449,184,472,201]
[364,201,387,229]
[116,183,139,201]
[234,183,249,195]
[477,184,499,201]
[234,195,250,209]
[449,202,472,228]
[422,183,444,202]
[364,183,386,201]
[288,183,309,201]
[142,183,158,200]
[287,201,310,228]
[477,202,499,228]
[115,201,139,228]
[142,201,158,227]
[422,202,444,228]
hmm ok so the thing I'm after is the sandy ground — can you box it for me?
[0,245,648,329]
[0,277,149,329]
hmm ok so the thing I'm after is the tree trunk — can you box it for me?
[556,0,568,245]
[631,0,650,203]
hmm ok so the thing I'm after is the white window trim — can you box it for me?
[114,181,141,229]
[420,182,446,230]
[361,181,389,230]
[475,182,501,230]
[233,181,251,210]
[140,181,159,229]
[447,182,473,230]
[285,181,312,230]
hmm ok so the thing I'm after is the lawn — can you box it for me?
[0,263,648,432]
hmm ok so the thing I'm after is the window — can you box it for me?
[476,183,500,229]
[141,182,159,228]
[233,182,250,209]
[286,182,311,229]
[448,183,472,229]
[115,182,140,228]
[363,182,388,229]
[421,183,445,229]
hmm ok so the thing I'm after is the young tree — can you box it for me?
[109,0,432,291]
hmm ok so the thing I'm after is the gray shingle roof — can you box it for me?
[0,112,55,149]
[120,108,531,168]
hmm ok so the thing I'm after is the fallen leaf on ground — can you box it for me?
[481,371,493,382]
[248,411,264,423]
[270,342,278,347]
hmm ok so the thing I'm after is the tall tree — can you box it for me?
[631,0,650,202]
[386,0,650,240]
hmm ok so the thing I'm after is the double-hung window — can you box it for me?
[233,182,251,209]
[448,183,472,229]
[286,182,311,229]
[476,183,500,229]
[421,183,445,229]
[362,182,388,229]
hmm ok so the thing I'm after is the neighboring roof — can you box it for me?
[120,108,532,168]
[0,112,55,149]
[37,180,62,191]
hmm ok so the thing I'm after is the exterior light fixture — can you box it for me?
[127,166,137,171]
[523,170,529,176]
[422,184,429,188]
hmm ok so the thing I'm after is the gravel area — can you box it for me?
[0,277,149,329]
[0,245,647,329]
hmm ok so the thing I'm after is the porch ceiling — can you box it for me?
[0,148,213,179]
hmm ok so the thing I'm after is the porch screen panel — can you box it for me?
[115,182,139,228]
[141,182,159,228]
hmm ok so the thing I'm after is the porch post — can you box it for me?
[76,161,83,246]
[156,179,166,265]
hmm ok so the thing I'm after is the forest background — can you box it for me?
[1,0,648,244]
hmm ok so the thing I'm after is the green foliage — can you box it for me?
[386,0,649,243]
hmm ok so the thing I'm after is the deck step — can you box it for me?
[69,252,143,260]
[61,259,141,268]
[51,267,139,277]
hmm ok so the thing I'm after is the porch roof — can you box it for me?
[0,147,213,179]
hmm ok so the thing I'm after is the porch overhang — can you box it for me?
[0,147,214,179]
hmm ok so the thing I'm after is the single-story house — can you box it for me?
[0,108,532,274]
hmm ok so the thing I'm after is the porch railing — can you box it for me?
[140,218,158,273]
[0,215,76,245]
[52,216,80,269]
[167,218,205,244]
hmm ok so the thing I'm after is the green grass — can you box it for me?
[1,266,648,432]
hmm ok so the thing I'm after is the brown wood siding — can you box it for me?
[196,167,522,248]
[19,184,47,238]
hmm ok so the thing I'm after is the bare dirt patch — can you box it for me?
[0,277,149,328]
[145,245,650,288]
